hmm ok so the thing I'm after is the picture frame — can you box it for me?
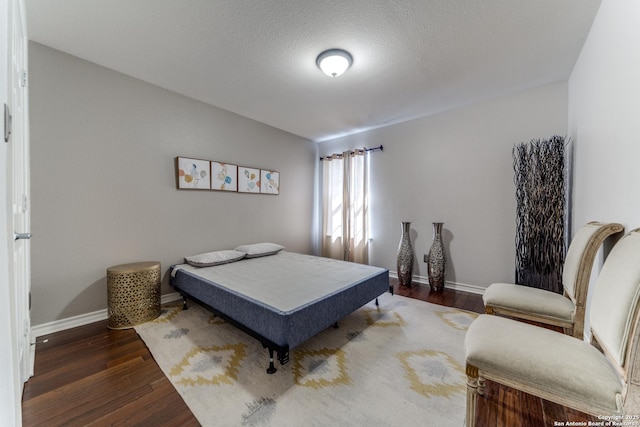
[260,170,280,195]
[238,166,260,193]
[176,157,211,190]
[211,161,238,192]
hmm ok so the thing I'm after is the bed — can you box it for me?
[170,250,390,373]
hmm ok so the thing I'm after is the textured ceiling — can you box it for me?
[25,0,601,142]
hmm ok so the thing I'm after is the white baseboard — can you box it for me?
[30,274,486,339]
[31,276,485,340]
[30,292,183,340]
[28,279,483,378]
[389,271,486,295]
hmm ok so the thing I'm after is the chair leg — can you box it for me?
[466,364,483,427]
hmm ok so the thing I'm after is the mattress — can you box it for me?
[170,251,389,350]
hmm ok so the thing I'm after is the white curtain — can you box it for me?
[321,150,369,264]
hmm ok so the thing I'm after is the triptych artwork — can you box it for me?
[176,157,280,195]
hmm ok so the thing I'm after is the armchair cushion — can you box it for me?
[590,230,640,366]
[562,222,606,300]
[482,282,575,321]
[465,315,623,414]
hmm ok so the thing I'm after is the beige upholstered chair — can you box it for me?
[483,221,623,339]
[465,228,640,426]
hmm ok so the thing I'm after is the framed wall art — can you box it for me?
[176,157,211,190]
[211,161,238,192]
[260,170,280,195]
[238,166,260,193]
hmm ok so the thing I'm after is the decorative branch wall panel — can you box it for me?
[513,136,566,293]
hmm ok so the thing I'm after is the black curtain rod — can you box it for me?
[319,145,383,161]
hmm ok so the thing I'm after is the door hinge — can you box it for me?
[3,103,11,143]
[21,70,28,88]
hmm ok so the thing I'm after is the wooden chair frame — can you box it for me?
[467,228,640,426]
[484,221,624,338]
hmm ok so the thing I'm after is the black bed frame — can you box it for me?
[179,283,393,374]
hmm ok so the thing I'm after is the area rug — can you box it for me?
[134,292,477,426]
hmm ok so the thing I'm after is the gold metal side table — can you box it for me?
[107,261,161,330]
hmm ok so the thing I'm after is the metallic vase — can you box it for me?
[396,221,414,287]
[427,222,446,292]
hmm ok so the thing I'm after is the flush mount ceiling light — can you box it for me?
[316,49,353,78]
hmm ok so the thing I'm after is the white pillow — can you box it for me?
[233,242,284,258]
[185,250,246,267]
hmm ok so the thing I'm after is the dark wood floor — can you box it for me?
[22,278,595,426]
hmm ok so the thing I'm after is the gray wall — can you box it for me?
[318,82,568,290]
[29,43,317,326]
[23,0,640,332]
[569,0,639,233]
[568,0,640,333]
[29,41,573,325]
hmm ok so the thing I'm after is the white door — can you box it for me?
[1,0,29,423]
[9,0,32,384]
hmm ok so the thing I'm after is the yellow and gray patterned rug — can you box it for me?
[135,292,477,426]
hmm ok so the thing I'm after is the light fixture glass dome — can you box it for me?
[316,49,353,78]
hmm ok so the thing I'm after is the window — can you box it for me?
[321,150,369,264]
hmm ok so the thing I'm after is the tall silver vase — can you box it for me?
[396,221,414,287]
[427,222,446,292]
